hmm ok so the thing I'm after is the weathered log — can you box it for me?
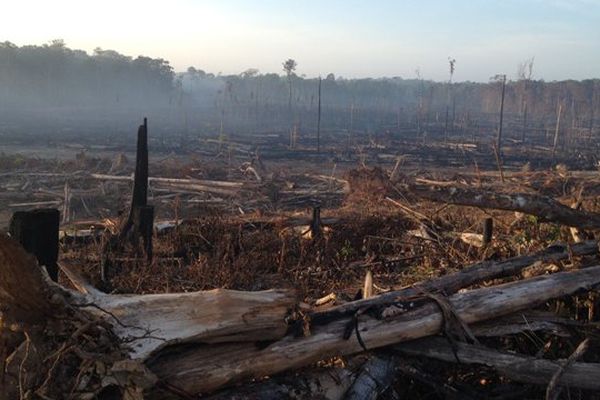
[59,262,297,360]
[312,240,598,324]
[146,266,600,395]
[395,336,600,391]
[409,184,600,230]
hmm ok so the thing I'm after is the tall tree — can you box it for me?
[282,59,297,113]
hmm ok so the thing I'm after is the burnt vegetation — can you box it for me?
[1,42,600,400]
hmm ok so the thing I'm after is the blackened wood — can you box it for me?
[482,217,493,246]
[9,209,59,281]
[133,118,149,208]
[310,206,322,239]
[120,118,149,239]
[134,205,154,261]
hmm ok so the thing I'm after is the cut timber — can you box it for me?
[312,240,598,324]
[60,262,296,359]
[409,184,600,230]
[396,337,600,390]
[146,266,600,395]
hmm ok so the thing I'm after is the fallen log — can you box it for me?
[409,184,600,230]
[146,266,600,395]
[59,262,297,359]
[395,336,600,391]
[312,240,598,324]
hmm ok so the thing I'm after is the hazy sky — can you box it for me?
[2,0,599,81]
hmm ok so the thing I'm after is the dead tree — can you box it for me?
[317,76,322,153]
[553,100,563,156]
[118,118,154,260]
[496,74,507,153]
[9,209,60,281]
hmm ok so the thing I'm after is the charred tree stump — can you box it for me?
[120,118,149,241]
[9,209,59,281]
[102,119,152,282]
[134,205,154,262]
[310,206,323,239]
[482,217,493,246]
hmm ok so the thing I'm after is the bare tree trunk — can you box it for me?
[553,101,563,156]
[317,77,322,153]
[496,75,506,153]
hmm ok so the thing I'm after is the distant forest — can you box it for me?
[0,41,598,137]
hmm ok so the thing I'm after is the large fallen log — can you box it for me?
[408,184,600,230]
[59,261,297,359]
[395,337,600,390]
[146,266,600,395]
[312,240,598,324]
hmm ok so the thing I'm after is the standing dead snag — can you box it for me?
[133,205,154,261]
[118,118,154,260]
[9,209,60,281]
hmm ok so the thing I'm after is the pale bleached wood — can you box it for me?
[58,262,297,360]
[147,266,600,395]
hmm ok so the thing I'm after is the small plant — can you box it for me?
[338,240,355,261]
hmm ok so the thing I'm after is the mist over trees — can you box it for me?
[0,40,174,108]
[0,41,598,138]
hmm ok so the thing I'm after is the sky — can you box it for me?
[1,0,599,82]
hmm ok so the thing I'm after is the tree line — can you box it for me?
[0,42,598,137]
